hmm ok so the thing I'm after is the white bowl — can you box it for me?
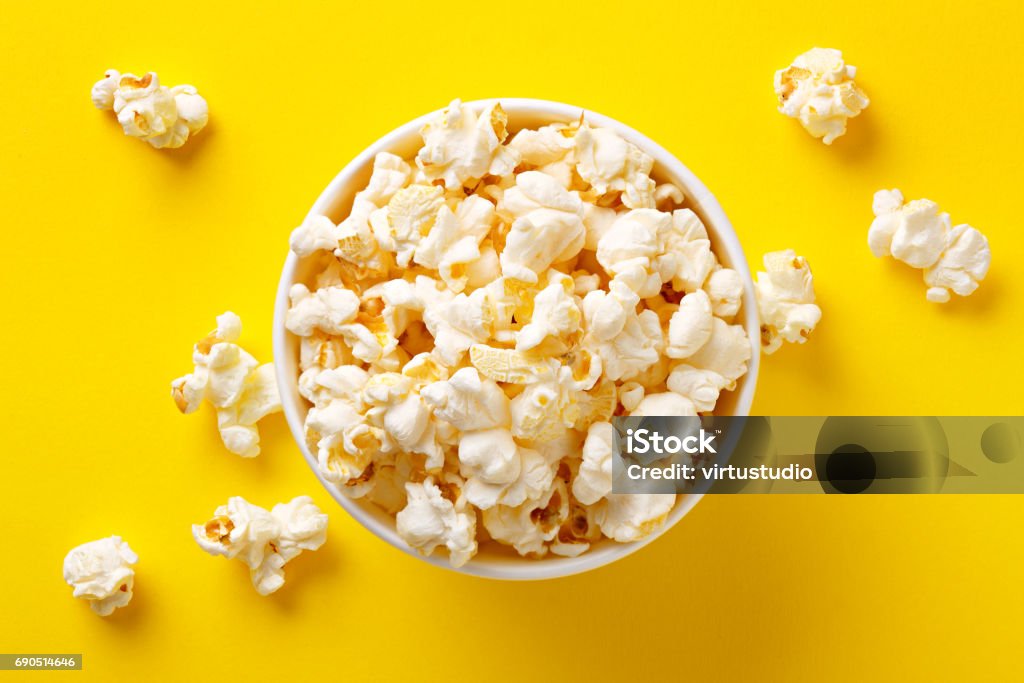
[273,99,760,580]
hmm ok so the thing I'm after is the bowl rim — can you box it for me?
[273,98,760,580]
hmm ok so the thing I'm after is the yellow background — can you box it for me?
[1,0,1022,680]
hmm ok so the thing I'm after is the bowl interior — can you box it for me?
[274,99,759,579]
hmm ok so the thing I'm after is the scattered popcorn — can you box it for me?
[755,250,823,354]
[193,496,327,596]
[774,48,869,144]
[63,537,138,616]
[92,69,208,149]
[287,100,753,565]
[869,189,991,303]
[172,312,282,457]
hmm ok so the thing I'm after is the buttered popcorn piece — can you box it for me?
[869,189,990,303]
[172,312,282,457]
[774,48,869,145]
[93,70,208,149]
[63,537,138,616]
[193,496,327,595]
[755,250,822,354]
[287,100,756,564]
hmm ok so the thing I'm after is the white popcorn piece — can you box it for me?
[573,122,656,208]
[869,189,950,268]
[923,224,991,303]
[515,271,581,352]
[685,317,751,390]
[869,190,990,303]
[573,422,613,505]
[290,215,340,257]
[415,195,496,292]
[667,365,725,412]
[193,496,328,596]
[63,537,138,616]
[631,391,697,417]
[216,363,284,458]
[618,382,646,412]
[396,477,477,567]
[581,280,663,381]
[172,312,281,457]
[510,366,583,442]
[705,268,743,319]
[90,69,120,110]
[416,99,518,189]
[499,171,586,283]
[596,209,677,298]
[96,70,209,149]
[423,287,493,367]
[459,429,554,510]
[755,250,822,354]
[421,367,511,432]
[285,284,360,337]
[482,479,570,557]
[665,209,717,293]
[774,47,869,145]
[594,493,676,542]
[666,290,714,359]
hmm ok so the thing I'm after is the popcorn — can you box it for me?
[172,312,281,457]
[573,422,613,505]
[685,318,752,390]
[193,496,328,595]
[581,280,663,381]
[574,122,656,208]
[468,344,554,384]
[290,215,340,258]
[63,537,138,616]
[417,99,518,188]
[665,209,717,293]
[421,367,511,432]
[596,209,677,298]
[869,189,990,303]
[499,172,586,283]
[869,190,949,268]
[459,429,554,509]
[667,365,724,412]
[93,70,209,149]
[594,493,676,542]
[90,69,120,110]
[774,48,869,144]
[285,284,360,336]
[286,101,754,564]
[482,479,570,557]
[631,391,697,417]
[373,184,444,268]
[924,224,991,303]
[755,250,822,354]
[396,477,477,567]
[415,195,496,292]
[666,290,713,359]
[515,271,581,352]
[705,268,743,320]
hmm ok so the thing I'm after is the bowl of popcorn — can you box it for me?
[273,99,759,579]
